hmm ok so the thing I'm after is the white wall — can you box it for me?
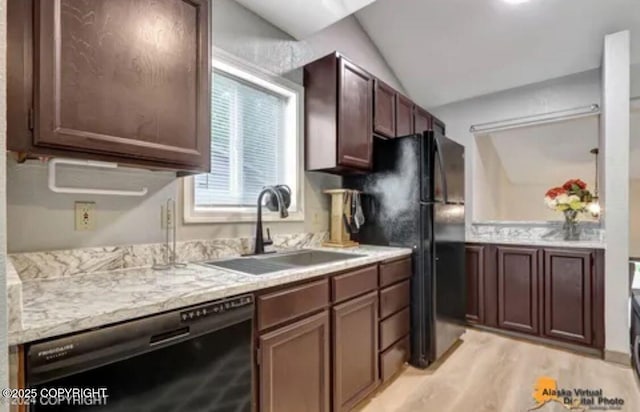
[601,31,630,357]
[6,0,403,253]
[432,69,602,226]
[632,63,640,99]
[0,0,8,403]
[630,180,640,258]
[472,150,599,221]
[473,135,508,221]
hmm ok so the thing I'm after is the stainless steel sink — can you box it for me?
[258,250,365,267]
[202,250,365,275]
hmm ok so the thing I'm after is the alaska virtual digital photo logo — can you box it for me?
[528,376,625,411]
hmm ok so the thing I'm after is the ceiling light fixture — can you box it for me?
[587,147,601,218]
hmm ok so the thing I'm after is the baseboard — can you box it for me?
[604,350,631,366]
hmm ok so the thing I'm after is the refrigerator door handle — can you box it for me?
[433,136,449,203]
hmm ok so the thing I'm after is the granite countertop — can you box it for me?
[465,236,606,249]
[9,245,412,345]
[467,220,605,249]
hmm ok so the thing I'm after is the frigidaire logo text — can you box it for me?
[38,344,74,358]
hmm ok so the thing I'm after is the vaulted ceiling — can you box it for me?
[233,0,377,39]
[232,0,640,108]
[356,0,640,108]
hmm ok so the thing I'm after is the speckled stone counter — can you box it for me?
[10,232,329,281]
[467,221,605,249]
[465,236,606,249]
[8,245,411,345]
[7,261,23,333]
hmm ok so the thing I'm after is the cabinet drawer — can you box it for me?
[380,307,410,350]
[380,280,410,319]
[380,335,409,383]
[258,279,329,331]
[379,258,412,287]
[332,265,378,303]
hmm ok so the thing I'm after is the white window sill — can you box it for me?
[184,209,305,224]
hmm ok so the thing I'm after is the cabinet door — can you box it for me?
[373,80,396,138]
[34,0,211,170]
[395,94,414,137]
[543,249,593,345]
[259,311,330,412]
[497,246,539,335]
[465,245,485,324]
[338,58,373,170]
[333,291,379,412]
[414,107,432,134]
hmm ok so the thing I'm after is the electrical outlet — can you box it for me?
[75,202,96,231]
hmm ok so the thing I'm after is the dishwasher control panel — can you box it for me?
[180,294,254,322]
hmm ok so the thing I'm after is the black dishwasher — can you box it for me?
[25,294,254,412]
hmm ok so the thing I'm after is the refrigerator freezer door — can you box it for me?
[432,202,466,361]
[422,131,448,203]
[421,131,451,203]
[436,133,465,204]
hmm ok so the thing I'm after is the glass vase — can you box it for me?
[563,209,580,241]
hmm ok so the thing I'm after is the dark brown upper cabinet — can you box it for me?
[373,79,396,138]
[496,246,540,335]
[395,94,414,137]
[465,244,486,325]
[414,106,432,134]
[305,53,373,174]
[543,249,594,346]
[7,0,212,172]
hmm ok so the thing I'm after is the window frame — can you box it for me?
[183,50,305,224]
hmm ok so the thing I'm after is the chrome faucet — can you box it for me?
[254,185,291,255]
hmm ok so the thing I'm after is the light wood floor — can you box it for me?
[359,329,640,412]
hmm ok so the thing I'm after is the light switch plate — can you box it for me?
[75,201,96,231]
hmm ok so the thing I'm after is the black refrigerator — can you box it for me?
[344,125,466,368]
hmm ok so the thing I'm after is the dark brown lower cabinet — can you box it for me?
[497,246,540,335]
[333,291,379,412]
[465,243,604,351]
[543,249,593,345]
[465,245,485,324]
[257,262,413,412]
[380,335,410,383]
[258,310,330,412]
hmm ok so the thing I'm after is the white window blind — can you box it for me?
[195,69,290,208]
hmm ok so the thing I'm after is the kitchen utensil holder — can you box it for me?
[323,189,360,248]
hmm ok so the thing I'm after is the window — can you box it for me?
[184,54,303,223]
